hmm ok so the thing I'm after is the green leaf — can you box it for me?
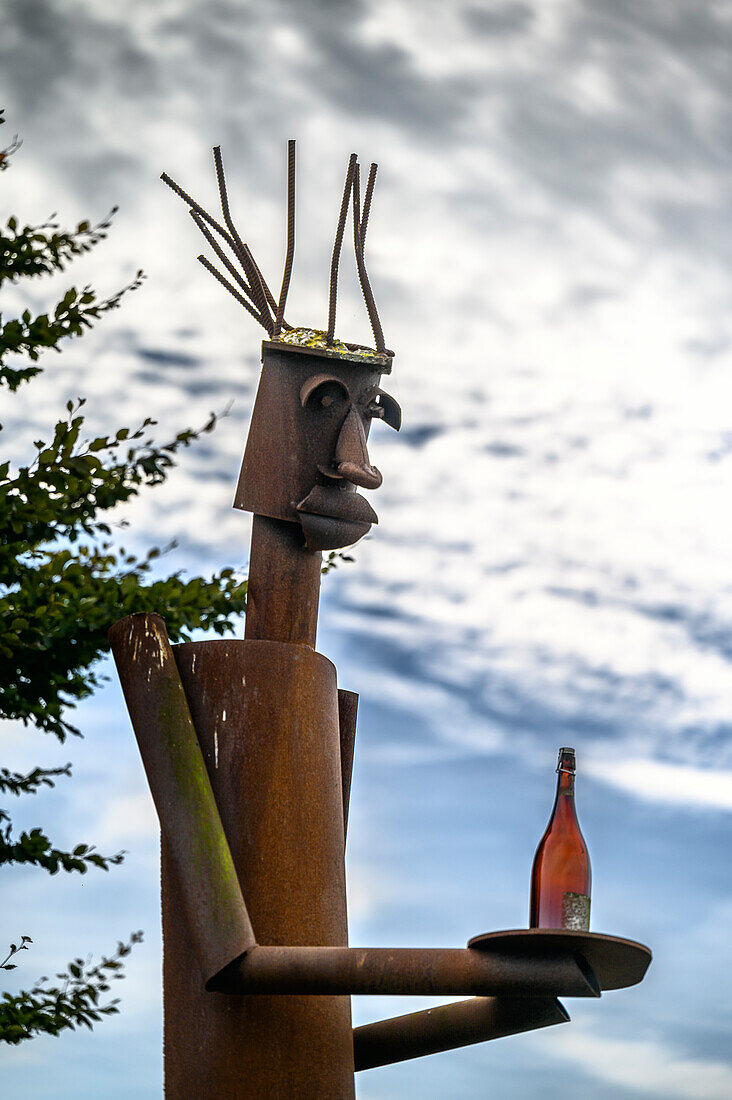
[0,933,142,1044]
[0,125,248,1047]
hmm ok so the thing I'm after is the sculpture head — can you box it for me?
[234,339,400,550]
[162,142,400,550]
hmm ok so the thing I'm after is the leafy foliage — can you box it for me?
[0,269,145,392]
[1,935,33,971]
[0,109,246,1043]
[0,933,143,1044]
[321,549,355,575]
[1,397,245,741]
[1,209,118,287]
[0,761,121,878]
[0,818,124,875]
[0,110,21,173]
[1,763,71,797]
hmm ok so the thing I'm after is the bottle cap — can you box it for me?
[557,746,576,773]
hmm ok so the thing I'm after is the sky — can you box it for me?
[1,0,732,1096]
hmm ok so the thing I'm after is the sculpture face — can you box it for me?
[234,343,401,550]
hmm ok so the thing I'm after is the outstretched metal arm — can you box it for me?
[353,997,569,1072]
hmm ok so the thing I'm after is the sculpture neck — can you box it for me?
[244,514,322,647]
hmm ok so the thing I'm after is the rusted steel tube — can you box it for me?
[164,637,355,1097]
[108,613,256,984]
[227,946,601,998]
[244,514,322,646]
[353,996,570,1071]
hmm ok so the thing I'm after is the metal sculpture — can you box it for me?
[110,142,651,1098]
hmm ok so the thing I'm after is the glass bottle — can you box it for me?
[530,747,591,930]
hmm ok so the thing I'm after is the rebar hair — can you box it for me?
[190,211,254,300]
[250,250,281,319]
[242,240,280,327]
[161,172,236,251]
[352,162,386,354]
[239,238,290,329]
[212,146,273,333]
[197,255,265,325]
[162,168,277,333]
[192,211,274,330]
[359,162,377,248]
[326,153,357,346]
[164,146,387,351]
[273,139,296,340]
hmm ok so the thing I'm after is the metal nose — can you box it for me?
[335,407,383,490]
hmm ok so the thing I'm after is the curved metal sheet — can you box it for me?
[108,613,256,985]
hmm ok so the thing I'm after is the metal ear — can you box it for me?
[300,374,350,407]
[374,389,402,431]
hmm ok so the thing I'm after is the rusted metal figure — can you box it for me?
[110,143,651,1098]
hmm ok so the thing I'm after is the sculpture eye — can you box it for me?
[300,374,350,409]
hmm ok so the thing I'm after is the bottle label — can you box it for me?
[561,892,590,931]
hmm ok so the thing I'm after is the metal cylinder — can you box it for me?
[162,638,355,1099]
[353,996,570,1071]
[226,945,601,998]
[244,514,322,646]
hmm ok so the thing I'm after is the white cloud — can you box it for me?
[542,1025,732,1100]
[3,3,732,1094]
[587,756,732,812]
[93,790,159,847]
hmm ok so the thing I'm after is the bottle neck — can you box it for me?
[556,766,575,798]
[551,762,579,826]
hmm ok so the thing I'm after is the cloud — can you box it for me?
[93,790,158,848]
[587,756,732,812]
[3,6,732,1093]
[463,3,535,38]
[542,1024,732,1099]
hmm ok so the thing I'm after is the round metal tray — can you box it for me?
[467,929,651,991]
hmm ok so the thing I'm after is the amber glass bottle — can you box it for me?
[530,747,591,930]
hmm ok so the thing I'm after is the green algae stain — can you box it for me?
[155,677,248,942]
